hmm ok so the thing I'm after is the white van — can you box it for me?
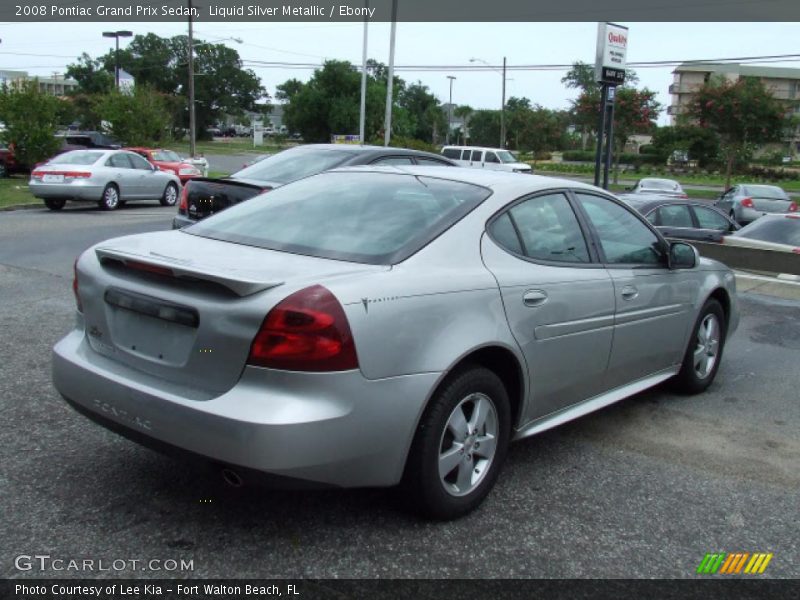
[441,146,532,174]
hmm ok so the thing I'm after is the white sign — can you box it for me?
[595,22,628,85]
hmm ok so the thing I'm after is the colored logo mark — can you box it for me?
[697,552,773,575]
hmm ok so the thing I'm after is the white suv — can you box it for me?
[441,146,532,173]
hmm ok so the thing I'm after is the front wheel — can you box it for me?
[44,198,66,211]
[672,299,726,394]
[401,366,511,520]
[160,182,179,207]
[99,184,120,210]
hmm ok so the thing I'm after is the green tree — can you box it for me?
[468,110,501,147]
[651,124,720,168]
[683,76,791,187]
[453,105,473,144]
[399,82,446,143]
[96,86,176,146]
[0,80,63,167]
[573,86,661,181]
[65,53,114,95]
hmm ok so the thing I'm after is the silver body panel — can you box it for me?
[53,167,739,488]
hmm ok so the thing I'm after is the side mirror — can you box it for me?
[669,241,698,269]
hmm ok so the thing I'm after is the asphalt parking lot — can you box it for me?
[1,205,798,579]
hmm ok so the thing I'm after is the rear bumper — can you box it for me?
[30,182,103,201]
[53,328,438,488]
[738,206,787,224]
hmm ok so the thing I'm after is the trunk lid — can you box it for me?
[751,195,792,213]
[79,231,386,394]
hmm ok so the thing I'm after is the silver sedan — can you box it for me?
[52,167,738,519]
[714,183,797,225]
[30,149,181,211]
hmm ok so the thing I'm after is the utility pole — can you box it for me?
[500,56,506,148]
[359,1,369,145]
[383,0,398,147]
[446,75,456,145]
[187,0,196,158]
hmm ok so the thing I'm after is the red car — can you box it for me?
[125,147,201,184]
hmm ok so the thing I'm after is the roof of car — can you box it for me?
[328,164,601,194]
[295,143,454,162]
[618,194,727,214]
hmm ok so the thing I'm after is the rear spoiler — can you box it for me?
[95,247,284,297]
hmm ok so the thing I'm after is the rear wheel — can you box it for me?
[160,182,179,207]
[44,198,66,211]
[99,184,120,210]
[672,298,726,394]
[401,366,511,520]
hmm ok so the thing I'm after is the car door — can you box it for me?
[469,149,484,168]
[127,152,162,198]
[573,192,698,389]
[691,204,738,242]
[716,186,737,213]
[105,152,137,198]
[483,151,502,171]
[480,190,616,422]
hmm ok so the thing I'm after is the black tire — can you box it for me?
[99,184,120,211]
[44,198,66,211]
[401,366,511,520]
[671,298,726,395]
[0,162,7,178]
[160,182,179,207]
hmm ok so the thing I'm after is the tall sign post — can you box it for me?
[593,22,628,189]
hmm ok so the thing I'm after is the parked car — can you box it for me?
[0,142,28,177]
[173,144,457,229]
[624,178,688,198]
[723,214,800,253]
[620,195,740,243]
[714,184,797,225]
[441,146,532,174]
[30,149,181,211]
[54,167,738,519]
[125,147,202,184]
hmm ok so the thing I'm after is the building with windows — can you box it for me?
[0,69,79,96]
[668,62,800,154]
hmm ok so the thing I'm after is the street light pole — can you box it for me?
[446,75,456,145]
[359,1,369,145]
[383,0,398,147]
[187,0,196,158]
[102,30,133,91]
[500,56,506,148]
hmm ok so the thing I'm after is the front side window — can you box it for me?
[575,193,664,265]
[490,193,590,263]
[656,204,693,228]
[694,206,731,231]
[128,153,153,170]
[187,172,492,265]
[485,152,500,164]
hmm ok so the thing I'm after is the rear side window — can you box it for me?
[442,148,461,159]
[461,149,472,160]
[415,157,453,166]
[371,156,414,166]
[471,150,483,162]
[188,172,492,265]
[489,193,590,263]
[107,153,132,168]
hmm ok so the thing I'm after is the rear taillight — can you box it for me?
[741,197,754,208]
[247,285,358,372]
[31,170,44,178]
[788,202,798,213]
[72,259,83,312]
[178,185,189,214]
[125,260,174,277]
[64,171,91,178]
[680,194,689,199]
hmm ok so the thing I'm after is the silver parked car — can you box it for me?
[714,184,797,225]
[53,167,738,519]
[30,149,182,211]
[625,178,687,198]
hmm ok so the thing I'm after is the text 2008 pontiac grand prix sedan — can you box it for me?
[53,167,738,520]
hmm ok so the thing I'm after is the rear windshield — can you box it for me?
[152,150,181,162]
[51,151,104,165]
[737,217,800,246]
[231,147,352,184]
[186,172,492,264]
[642,179,679,190]
[743,185,787,199]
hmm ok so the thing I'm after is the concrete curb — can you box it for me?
[0,203,41,212]
[736,272,800,302]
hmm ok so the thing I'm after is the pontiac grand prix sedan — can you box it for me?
[53,167,738,519]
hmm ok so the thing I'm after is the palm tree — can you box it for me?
[453,105,473,145]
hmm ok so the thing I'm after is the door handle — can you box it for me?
[522,290,548,307]
[621,285,639,301]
